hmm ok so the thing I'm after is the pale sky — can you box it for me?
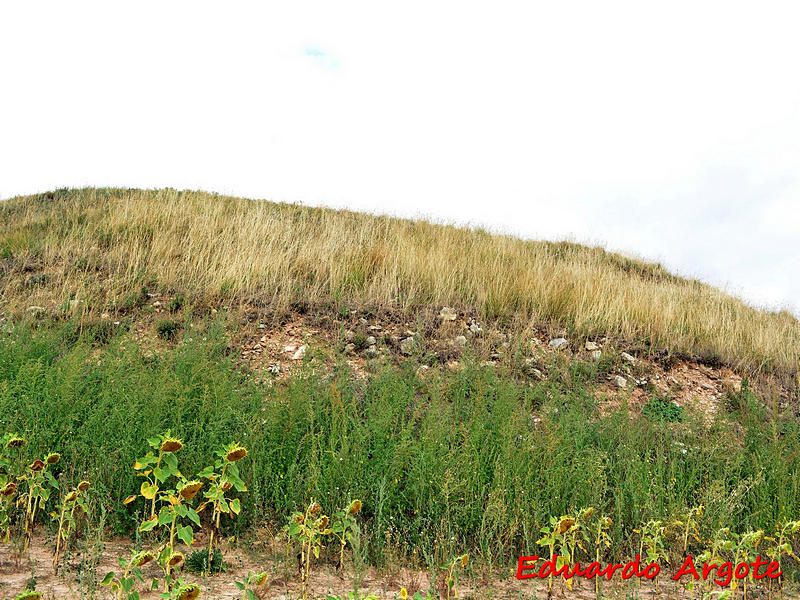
[1,1,799,313]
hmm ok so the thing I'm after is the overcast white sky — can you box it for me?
[1,1,799,313]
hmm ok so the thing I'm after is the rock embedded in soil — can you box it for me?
[591,350,602,360]
[291,345,308,360]
[400,336,416,355]
[454,335,467,348]
[620,351,636,364]
[549,337,568,350]
[615,375,628,389]
[585,341,600,351]
[439,306,457,321]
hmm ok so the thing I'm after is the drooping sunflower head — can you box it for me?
[160,437,183,453]
[224,445,248,462]
[460,553,469,568]
[1,482,17,497]
[316,515,330,530]
[77,480,90,492]
[293,513,304,524]
[221,481,233,492]
[46,452,61,465]
[65,490,79,503]
[179,480,203,501]
[29,460,45,472]
[557,517,576,535]
[6,436,25,449]
[167,552,185,567]
[132,550,156,567]
[253,572,269,586]
[348,499,362,515]
[175,583,200,600]
[309,502,322,517]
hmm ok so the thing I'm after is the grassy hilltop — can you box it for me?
[1,188,800,598]
[2,187,798,385]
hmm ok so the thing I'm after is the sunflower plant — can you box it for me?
[129,431,185,519]
[101,549,157,600]
[125,433,202,591]
[697,527,735,595]
[330,499,362,572]
[1,433,26,542]
[234,570,268,600]
[442,553,469,600]
[196,443,247,574]
[588,513,612,600]
[285,500,332,600]
[638,520,668,592]
[732,529,764,600]
[150,478,204,589]
[161,578,201,600]
[764,520,800,596]
[18,450,60,553]
[52,479,90,574]
[537,512,585,593]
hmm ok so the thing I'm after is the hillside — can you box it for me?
[3,188,800,599]
[1,188,798,389]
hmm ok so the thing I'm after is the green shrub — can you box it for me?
[642,395,684,422]
[168,294,185,313]
[185,548,225,574]
[155,319,180,340]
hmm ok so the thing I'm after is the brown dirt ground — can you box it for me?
[1,533,766,600]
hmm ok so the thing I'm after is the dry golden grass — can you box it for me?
[1,187,798,383]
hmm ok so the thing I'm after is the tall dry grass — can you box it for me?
[1,187,798,382]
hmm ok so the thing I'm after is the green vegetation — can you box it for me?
[642,395,685,423]
[1,317,799,585]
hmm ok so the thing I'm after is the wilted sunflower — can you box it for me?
[1,482,17,496]
[46,453,61,465]
[557,517,576,535]
[225,445,248,462]
[179,481,203,501]
[348,499,362,515]
[65,490,78,503]
[132,550,155,567]
[175,583,200,600]
[160,437,183,453]
[29,459,45,472]
[460,553,469,568]
[309,502,322,517]
[316,515,330,530]
[6,436,25,449]
[77,480,90,492]
[221,481,233,492]
[293,513,304,524]
[168,552,185,567]
[582,507,594,520]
